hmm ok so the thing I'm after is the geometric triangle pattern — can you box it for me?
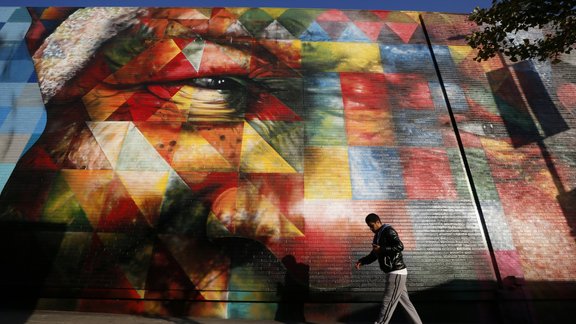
[0,7,45,190]
[87,121,131,169]
[448,45,475,65]
[0,6,445,309]
[338,23,371,42]
[385,22,419,43]
[2,6,570,321]
[240,121,297,173]
[0,7,448,308]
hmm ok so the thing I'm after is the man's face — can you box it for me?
[16,7,401,293]
[45,8,313,243]
[5,7,433,306]
[367,221,382,233]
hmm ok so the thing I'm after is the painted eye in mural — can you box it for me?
[166,76,250,122]
[189,77,246,91]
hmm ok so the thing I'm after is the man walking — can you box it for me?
[355,213,422,324]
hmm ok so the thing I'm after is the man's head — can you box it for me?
[365,213,382,233]
[9,7,427,300]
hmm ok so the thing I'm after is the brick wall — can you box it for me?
[0,7,574,323]
[424,11,576,286]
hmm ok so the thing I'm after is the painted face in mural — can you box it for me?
[3,6,400,299]
[3,6,576,319]
[2,6,468,315]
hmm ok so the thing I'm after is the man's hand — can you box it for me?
[355,261,362,270]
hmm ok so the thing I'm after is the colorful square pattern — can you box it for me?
[6,7,574,321]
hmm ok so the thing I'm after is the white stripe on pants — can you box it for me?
[376,272,422,324]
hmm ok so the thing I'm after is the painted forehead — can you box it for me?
[44,8,419,123]
[43,7,432,128]
[35,7,428,104]
[144,7,393,40]
[100,7,394,83]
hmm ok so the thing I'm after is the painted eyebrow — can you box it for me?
[192,36,303,79]
[99,25,304,92]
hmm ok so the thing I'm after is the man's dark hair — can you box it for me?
[365,213,381,224]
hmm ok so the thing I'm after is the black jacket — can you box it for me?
[358,225,406,273]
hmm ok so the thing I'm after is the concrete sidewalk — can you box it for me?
[0,310,291,324]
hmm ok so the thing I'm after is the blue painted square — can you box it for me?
[0,60,8,75]
[349,147,406,200]
[305,107,346,146]
[392,109,443,147]
[380,44,436,78]
[0,59,35,82]
[0,106,11,125]
[0,42,19,60]
[0,108,44,134]
[300,21,331,41]
[432,45,457,70]
[0,83,26,106]
[0,22,30,41]
[8,7,31,23]
[11,41,31,60]
[303,74,345,145]
[303,73,343,110]
[429,82,469,112]
[0,8,17,22]
[0,162,16,192]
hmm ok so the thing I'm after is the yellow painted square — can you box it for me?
[304,146,352,199]
[302,42,383,73]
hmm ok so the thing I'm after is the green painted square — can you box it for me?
[464,148,500,201]
[447,148,470,199]
[305,108,347,146]
[239,8,275,35]
[277,9,323,37]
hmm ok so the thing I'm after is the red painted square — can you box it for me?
[386,73,435,109]
[340,72,389,110]
[401,148,458,199]
[341,72,394,146]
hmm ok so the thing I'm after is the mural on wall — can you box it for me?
[0,5,574,322]
[423,12,576,292]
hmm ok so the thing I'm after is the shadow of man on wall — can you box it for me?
[275,255,309,323]
[0,221,66,324]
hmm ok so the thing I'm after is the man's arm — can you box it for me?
[355,250,377,269]
[382,226,404,253]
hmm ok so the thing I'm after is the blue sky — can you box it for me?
[2,0,493,14]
